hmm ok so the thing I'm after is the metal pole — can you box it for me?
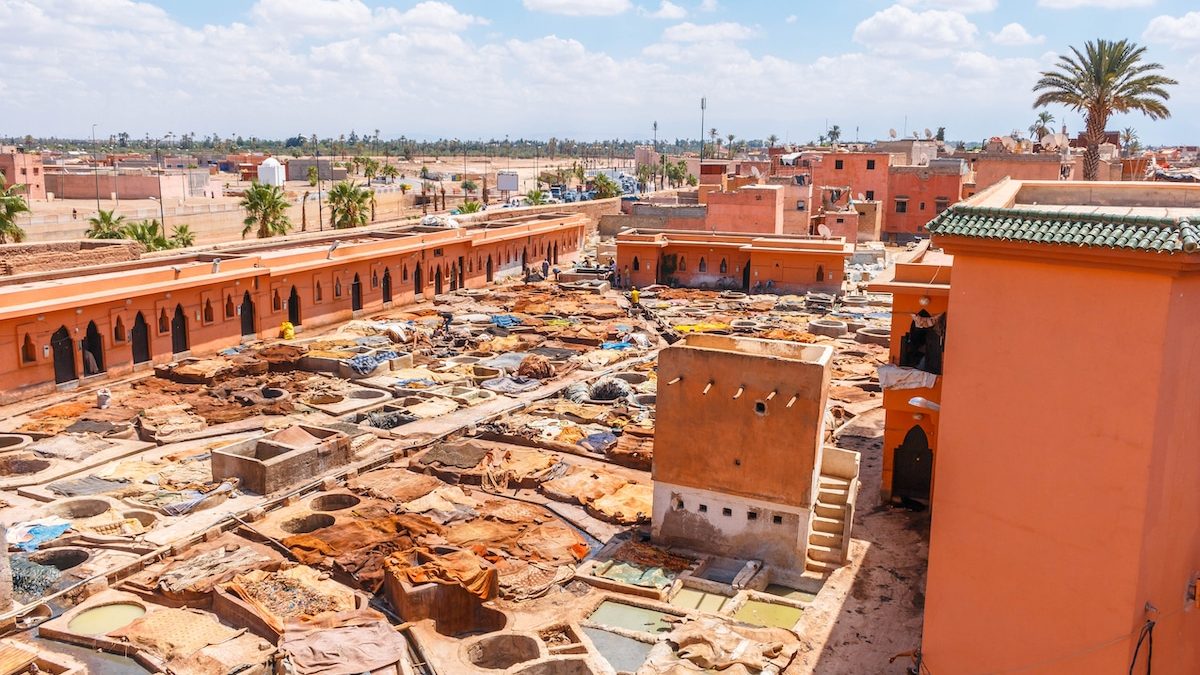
[91,124,101,213]
[700,96,706,161]
[315,135,324,231]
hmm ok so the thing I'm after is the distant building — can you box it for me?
[0,147,46,200]
[286,158,347,182]
[256,157,285,187]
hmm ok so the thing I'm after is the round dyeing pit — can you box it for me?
[0,455,51,477]
[512,660,595,675]
[807,319,847,338]
[261,387,290,401]
[281,513,335,534]
[841,296,869,306]
[855,327,891,347]
[348,389,387,401]
[465,634,541,670]
[0,434,33,452]
[29,548,89,571]
[48,499,110,520]
[67,603,146,636]
[634,394,656,408]
[611,372,648,386]
[309,494,361,512]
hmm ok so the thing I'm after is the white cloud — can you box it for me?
[990,22,1044,46]
[662,21,756,42]
[1144,12,1200,50]
[1038,0,1153,8]
[853,5,977,58]
[641,1,687,20]
[522,0,631,16]
[785,15,797,24]
[698,0,718,12]
[900,0,997,13]
[382,2,489,30]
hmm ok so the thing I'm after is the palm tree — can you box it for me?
[306,165,319,187]
[461,179,478,197]
[382,164,399,183]
[708,128,718,158]
[170,224,195,247]
[0,174,30,244]
[726,133,736,158]
[1029,110,1056,140]
[1033,38,1176,180]
[300,190,310,231]
[240,182,292,239]
[1120,127,1141,157]
[327,181,371,229]
[85,209,127,239]
[122,220,170,251]
[828,125,843,144]
[459,200,483,214]
[526,189,546,206]
[767,134,779,148]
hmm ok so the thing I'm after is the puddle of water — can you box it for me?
[67,603,146,635]
[697,558,743,585]
[588,601,672,633]
[764,584,817,603]
[669,587,728,612]
[582,627,652,673]
[596,561,674,589]
[733,600,803,629]
[31,635,149,674]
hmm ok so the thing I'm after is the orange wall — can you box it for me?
[0,220,585,403]
[705,187,784,234]
[810,153,891,207]
[969,154,1077,193]
[922,248,1200,673]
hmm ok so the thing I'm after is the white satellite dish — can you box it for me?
[857,193,865,201]
[888,128,897,139]
[750,166,761,178]
[1055,133,1069,148]
[924,128,933,139]
[817,224,832,238]
[1041,135,1056,150]
[912,131,920,139]
[1001,137,1016,151]
[944,146,955,156]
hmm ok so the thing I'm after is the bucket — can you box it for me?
[96,388,112,409]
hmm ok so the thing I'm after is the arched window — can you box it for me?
[203,299,214,323]
[468,257,473,273]
[633,257,640,271]
[679,256,686,271]
[224,295,235,318]
[402,264,409,281]
[698,257,707,272]
[335,278,343,297]
[272,289,282,312]
[113,317,126,343]
[20,334,35,363]
[158,308,169,334]
[371,271,379,288]
[315,281,323,302]
[816,265,825,282]
[720,258,728,274]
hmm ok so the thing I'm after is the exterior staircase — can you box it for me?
[804,446,861,579]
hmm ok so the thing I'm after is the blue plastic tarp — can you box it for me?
[490,314,523,328]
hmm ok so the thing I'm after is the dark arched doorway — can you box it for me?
[414,263,423,296]
[434,266,443,295]
[742,261,751,291]
[486,256,494,282]
[553,242,559,264]
[382,268,392,304]
[170,304,189,354]
[893,425,933,502]
[351,274,363,311]
[240,291,256,337]
[131,312,151,364]
[521,247,527,268]
[288,286,301,326]
[51,326,76,384]
[449,264,458,291]
[83,321,104,375]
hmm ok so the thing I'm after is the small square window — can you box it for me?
[895,200,908,214]
[796,200,806,211]
[721,507,732,517]
[866,159,876,170]
[920,202,926,211]
[699,504,708,513]
[747,511,758,521]
[772,515,783,525]
[834,160,844,170]
[836,218,844,224]
[865,190,875,201]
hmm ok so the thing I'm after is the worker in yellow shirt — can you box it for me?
[631,287,640,306]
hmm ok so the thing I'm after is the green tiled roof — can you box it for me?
[925,206,1200,254]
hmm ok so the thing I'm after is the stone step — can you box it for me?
[815,502,847,519]
[804,556,843,575]
[818,486,849,505]
[808,543,843,564]
[811,515,844,534]
[808,529,843,548]
[819,475,852,489]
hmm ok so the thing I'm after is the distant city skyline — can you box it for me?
[1,0,1198,144]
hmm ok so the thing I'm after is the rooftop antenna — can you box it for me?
[888,128,898,139]
[912,131,920,139]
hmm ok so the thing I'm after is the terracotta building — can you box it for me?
[703,184,784,234]
[867,241,951,504]
[615,228,851,294]
[653,334,860,585]
[0,148,46,200]
[919,179,1200,673]
[809,152,892,216]
[0,212,586,404]
[885,159,967,238]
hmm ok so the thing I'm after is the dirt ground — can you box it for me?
[790,407,930,674]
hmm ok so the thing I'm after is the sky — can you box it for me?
[1,0,1199,145]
